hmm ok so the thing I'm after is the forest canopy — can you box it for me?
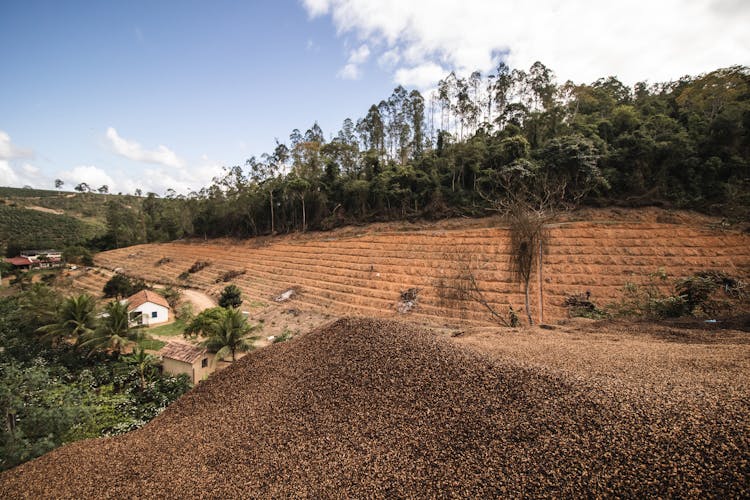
[91,63,750,248]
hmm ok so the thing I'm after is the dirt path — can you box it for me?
[180,288,216,313]
[25,205,64,215]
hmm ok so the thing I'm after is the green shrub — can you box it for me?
[611,269,745,319]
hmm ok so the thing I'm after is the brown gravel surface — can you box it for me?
[1,317,748,498]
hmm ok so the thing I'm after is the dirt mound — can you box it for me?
[2,318,747,497]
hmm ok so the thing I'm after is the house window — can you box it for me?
[201,358,208,368]
[151,311,158,318]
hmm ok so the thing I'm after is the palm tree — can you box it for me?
[123,346,159,390]
[80,300,140,357]
[37,293,97,346]
[201,307,259,362]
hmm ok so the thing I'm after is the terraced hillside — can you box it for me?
[95,209,750,325]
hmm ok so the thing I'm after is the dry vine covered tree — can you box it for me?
[480,137,607,325]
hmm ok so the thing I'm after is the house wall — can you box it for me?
[192,354,215,383]
[162,357,194,382]
[162,354,215,384]
[133,302,169,326]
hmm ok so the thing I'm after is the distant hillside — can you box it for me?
[0,186,140,221]
[0,186,152,253]
[0,204,105,253]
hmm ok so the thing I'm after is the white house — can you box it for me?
[124,290,170,327]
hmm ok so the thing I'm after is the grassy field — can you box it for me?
[137,338,166,351]
[147,319,186,337]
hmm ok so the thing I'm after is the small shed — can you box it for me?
[160,342,215,384]
[125,290,170,326]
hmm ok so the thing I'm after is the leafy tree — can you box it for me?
[0,361,88,470]
[200,307,259,362]
[74,182,90,193]
[17,283,61,331]
[80,300,139,357]
[54,179,64,190]
[37,293,97,346]
[157,286,181,310]
[184,307,227,339]
[122,346,159,391]
[63,245,94,266]
[97,185,109,194]
[218,284,243,309]
[103,274,146,299]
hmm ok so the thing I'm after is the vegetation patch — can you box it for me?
[147,319,186,337]
[214,269,246,283]
[187,260,210,274]
[610,269,747,319]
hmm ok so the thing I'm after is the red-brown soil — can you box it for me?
[92,208,750,326]
[1,317,747,497]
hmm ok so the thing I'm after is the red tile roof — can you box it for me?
[5,256,32,266]
[126,290,170,311]
[160,342,208,364]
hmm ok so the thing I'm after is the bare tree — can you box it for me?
[479,136,607,324]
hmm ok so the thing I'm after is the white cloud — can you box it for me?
[60,165,116,191]
[337,63,361,80]
[105,127,184,168]
[304,0,750,86]
[0,131,40,188]
[378,48,400,69]
[0,130,32,161]
[55,157,225,196]
[337,43,370,79]
[394,62,448,89]
[349,44,370,64]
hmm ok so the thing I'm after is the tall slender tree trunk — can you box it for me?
[269,190,275,234]
[524,279,533,326]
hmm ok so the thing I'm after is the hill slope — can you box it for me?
[93,208,750,325]
[0,204,104,251]
[1,318,747,497]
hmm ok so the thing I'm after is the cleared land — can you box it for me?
[92,208,750,326]
[1,318,747,497]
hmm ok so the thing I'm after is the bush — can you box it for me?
[611,269,745,319]
[273,328,295,343]
[218,285,243,309]
[564,291,609,319]
[103,274,147,299]
[187,261,210,274]
[675,270,745,316]
[215,269,246,283]
[63,246,94,266]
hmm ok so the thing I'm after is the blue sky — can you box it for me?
[1,0,748,194]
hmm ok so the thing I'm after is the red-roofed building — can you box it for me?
[5,256,33,269]
[160,341,215,384]
[124,290,171,326]
[5,249,63,270]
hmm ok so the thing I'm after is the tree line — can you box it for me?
[96,62,749,248]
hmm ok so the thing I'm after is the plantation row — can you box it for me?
[94,216,750,325]
[0,205,103,252]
